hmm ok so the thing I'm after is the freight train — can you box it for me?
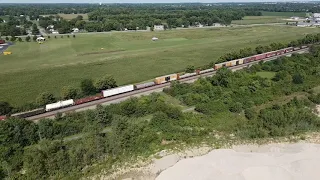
[0,46,308,120]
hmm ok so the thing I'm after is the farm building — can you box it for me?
[152,37,158,41]
[154,25,164,31]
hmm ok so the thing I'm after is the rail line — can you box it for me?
[26,48,308,121]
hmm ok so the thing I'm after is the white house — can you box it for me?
[154,25,164,31]
[152,37,159,41]
[72,28,79,33]
[36,37,46,42]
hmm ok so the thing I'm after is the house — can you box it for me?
[72,28,79,33]
[36,37,45,41]
[47,25,54,29]
[52,31,59,34]
[152,37,158,41]
[290,17,300,20]
[154,25,164,31]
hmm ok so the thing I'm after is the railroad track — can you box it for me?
[27,48,309,121]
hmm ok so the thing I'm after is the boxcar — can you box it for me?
[254,54,267,61]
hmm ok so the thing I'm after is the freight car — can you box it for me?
[134,82,155,89]
[102,85,134,97]
[179,72,197,79]
[0,115,6,121]
[46,99,74,111]
[154,74,179,85]
[11,108,46,118]
[75,95,104,105]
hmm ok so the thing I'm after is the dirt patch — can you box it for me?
[77,49,125,56]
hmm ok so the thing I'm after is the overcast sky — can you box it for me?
[0,0,319,3]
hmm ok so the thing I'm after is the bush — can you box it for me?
[0,101,13,115]
[25,36,31,42]
[33,35,37,41]
[10,36,16,41]
[244,108,256,120]
[229,102,243,113]
[292,73,304,84]
[5,37,9,41]
[73,35,76,38]
[18,37,22,42]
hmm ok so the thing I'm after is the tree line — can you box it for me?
[2,45,320,179]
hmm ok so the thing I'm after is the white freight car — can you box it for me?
[179,72,197,79]
[45,99,74,111]
[199,68,214,74]
[102,85,134,97]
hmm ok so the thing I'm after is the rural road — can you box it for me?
[26,48,308,121]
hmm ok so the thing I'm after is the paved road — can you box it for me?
[26,48,308,121]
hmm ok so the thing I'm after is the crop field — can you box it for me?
[0,25,319,106]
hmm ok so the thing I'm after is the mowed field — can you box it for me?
[0,26,319,106]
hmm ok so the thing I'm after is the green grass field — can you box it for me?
[232,12,307,25]
[232,16,287,25]
[0,25,319,106]
[256,71,276,79]
[261,11,306,17]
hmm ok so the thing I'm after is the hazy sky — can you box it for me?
[0,0,319,3]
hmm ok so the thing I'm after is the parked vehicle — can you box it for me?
[0,40,5,44]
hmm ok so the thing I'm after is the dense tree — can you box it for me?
[18,37,22,42]
[80,79,96,96]
[61,86,78,99]
[36,92,56,106]
[31,23,39,35]
[0,101,13,115]
[94,75,117,91]
[32,35,37,41]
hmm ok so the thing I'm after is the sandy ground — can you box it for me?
[94,133,320,180]
[156,143,320,180]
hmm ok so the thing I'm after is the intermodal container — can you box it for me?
[237,59,244,65]
[102,85,134,97]
[134,82,155,89]
[230,60,237,66]
[154,74,178,85]
[75,95,104,105]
